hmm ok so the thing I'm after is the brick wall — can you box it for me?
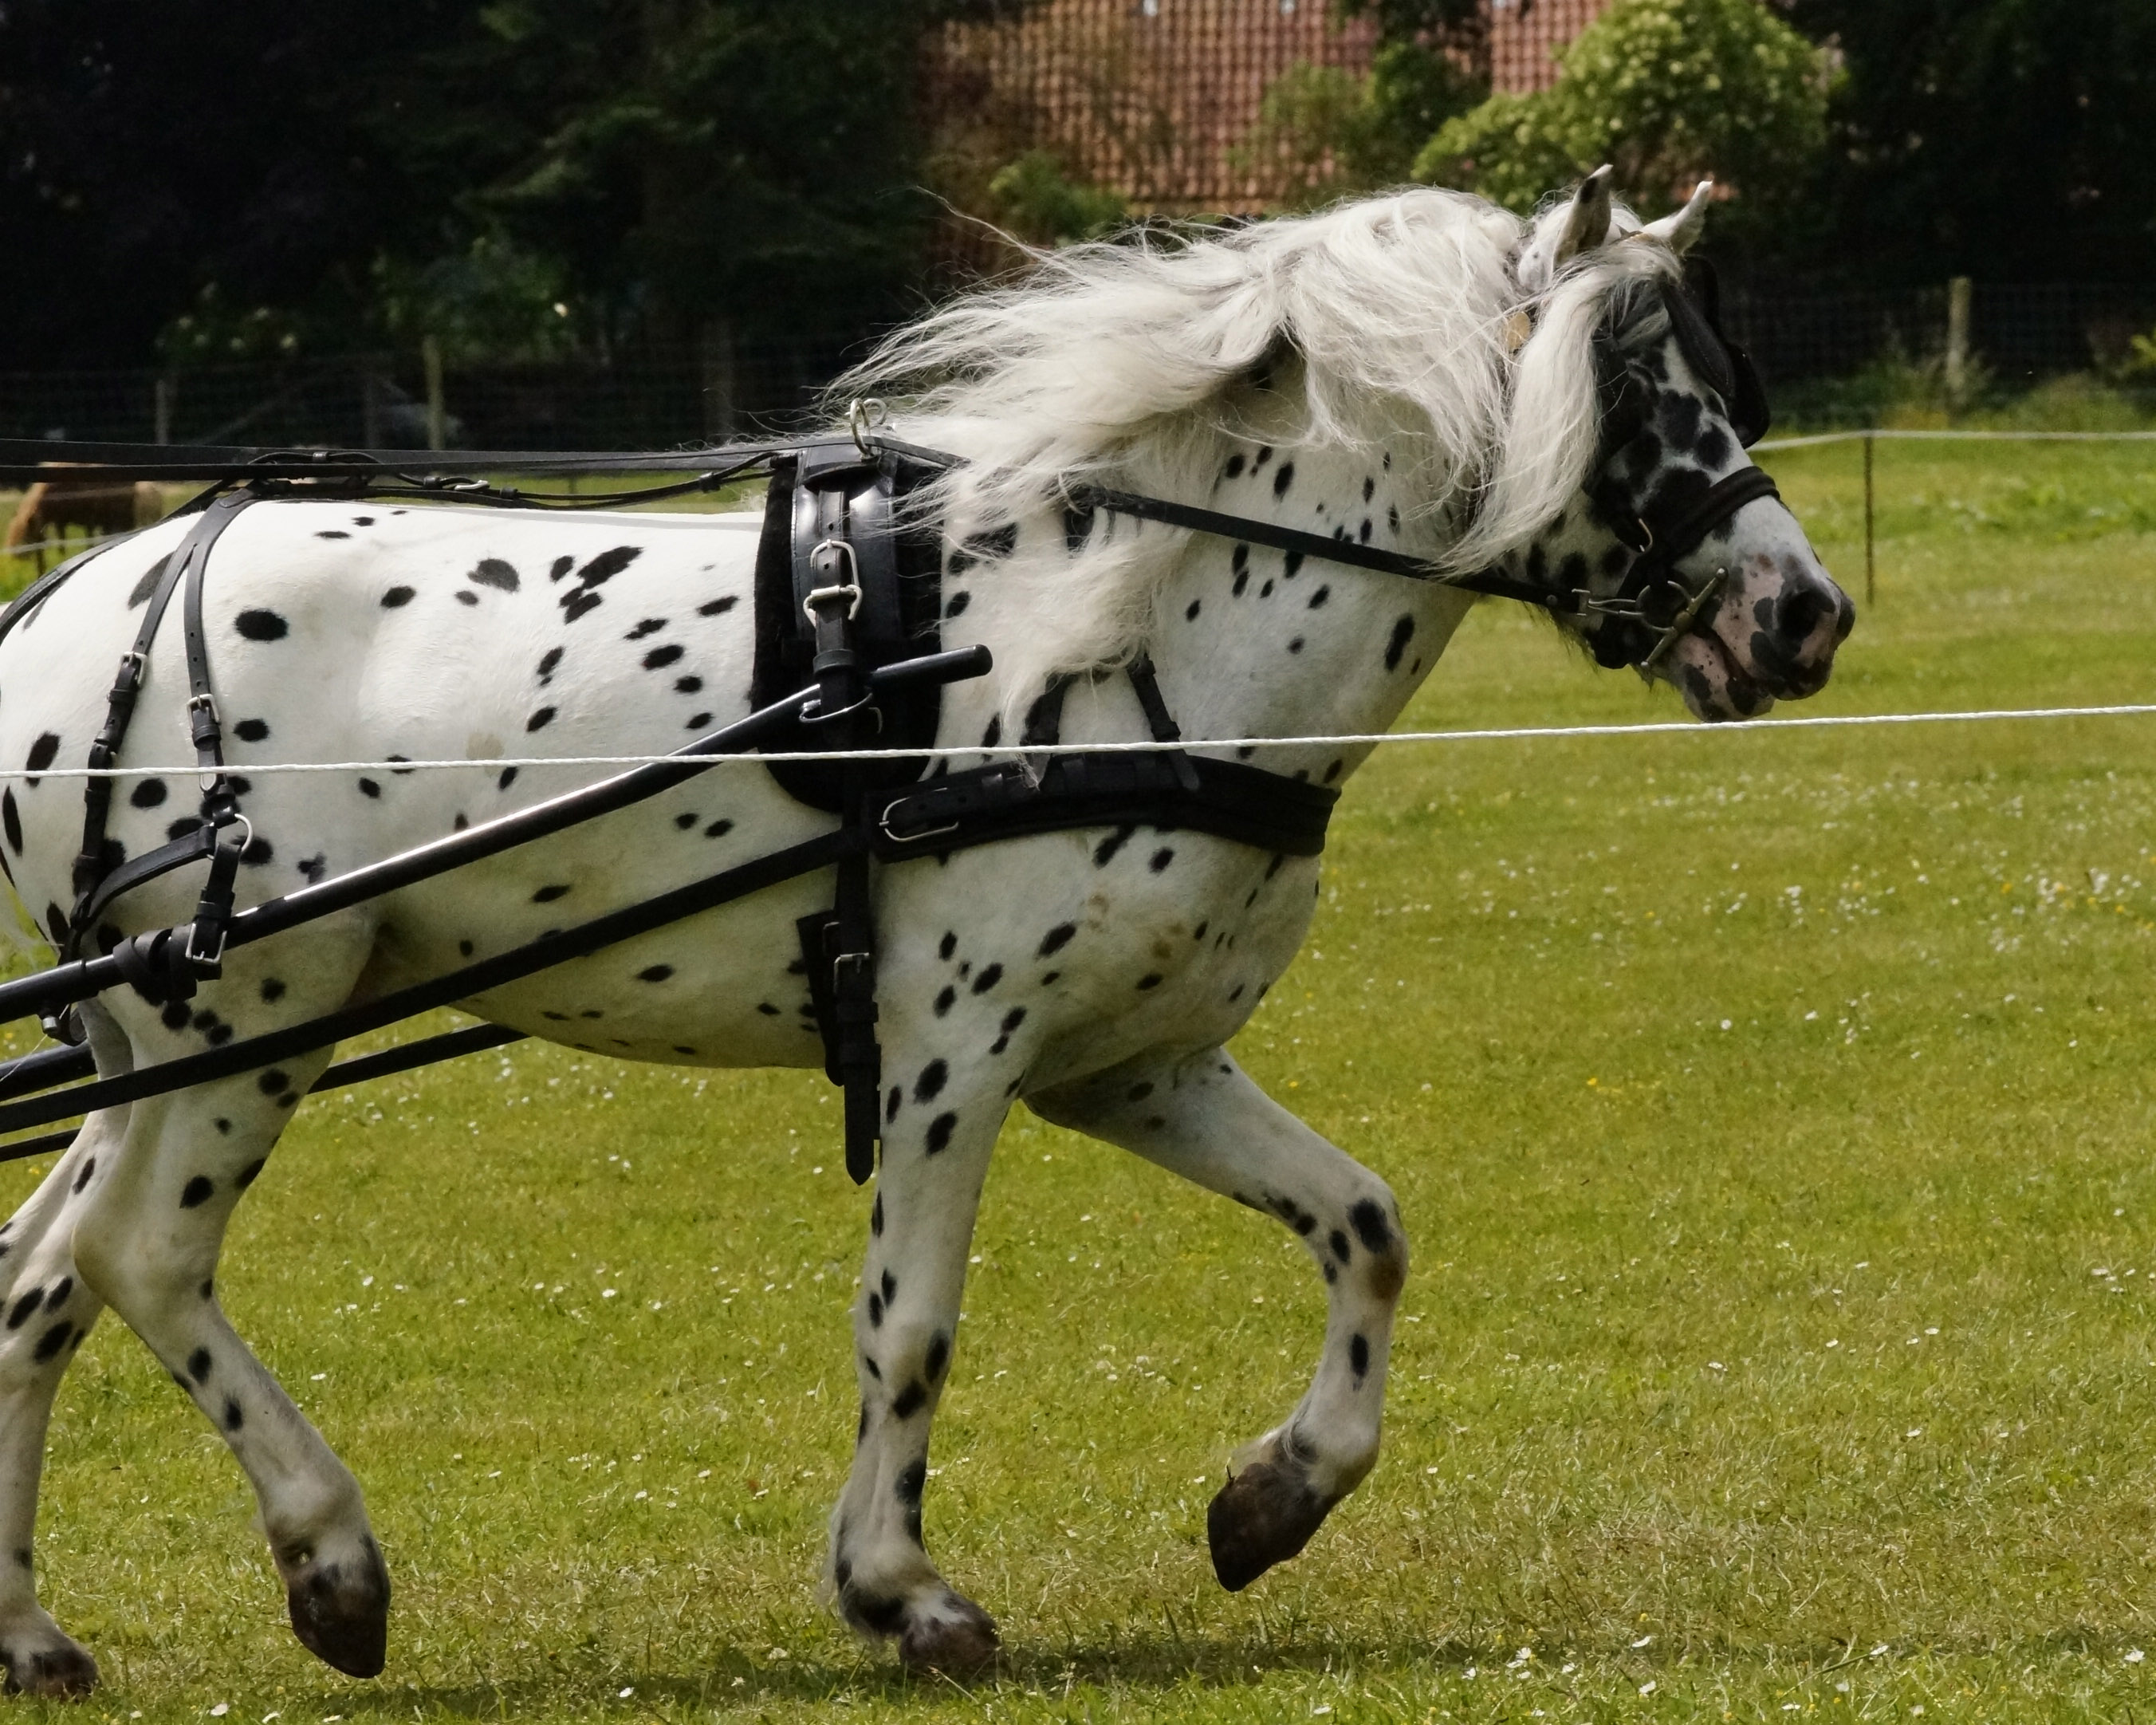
[1490,0,1609,93]
[925,0,1607,219]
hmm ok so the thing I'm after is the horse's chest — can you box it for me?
[875,826,1317,1089]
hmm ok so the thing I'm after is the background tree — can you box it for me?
[0,0,1013,370]
[1234,43,1485,208]
[1414,0,1829,258]
[1787,0,2156,285]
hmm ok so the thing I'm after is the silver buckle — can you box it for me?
[805,539,863,622]
[879,802,959,846]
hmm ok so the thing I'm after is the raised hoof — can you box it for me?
[898,1594,1001,1673]
[285,1538,391,1678]
[1207,1459,1335,1592]
[0,1639,100,1699]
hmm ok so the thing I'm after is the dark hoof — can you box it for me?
[898,1594,1001,1673]
[1207,1459,1334,1591]
[1,1640,100,1699]
[285,1538,391,1678]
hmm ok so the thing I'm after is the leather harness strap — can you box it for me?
[871,750,1334,860]
[1062,482,1560,612]
[58,490,257,1016]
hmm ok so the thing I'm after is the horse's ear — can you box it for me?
[1552,165,1615,269]
[1636,179,1713,254]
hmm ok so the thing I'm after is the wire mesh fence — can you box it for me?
[0,333,872,455]
[1725,281,2156,404]
[2,284,2154,455]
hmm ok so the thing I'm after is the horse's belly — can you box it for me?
[367,818,842,1070]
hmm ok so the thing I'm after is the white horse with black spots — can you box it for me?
[0,174,1849,1692]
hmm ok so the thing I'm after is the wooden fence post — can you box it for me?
[1863,430,1875,608]
[1945,277,1973,408]
[423,337,446,452]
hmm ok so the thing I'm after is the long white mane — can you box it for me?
[833,187,1678,705]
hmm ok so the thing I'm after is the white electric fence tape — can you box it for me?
[0,701,2152,781]
[3,425,2152,778]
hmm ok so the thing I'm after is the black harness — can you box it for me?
[0,284,1780,1180]
[744,439,1336,1180]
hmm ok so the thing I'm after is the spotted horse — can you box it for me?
[0,173,1850,1692]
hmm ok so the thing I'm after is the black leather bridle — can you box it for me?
[1570,258,1778,675]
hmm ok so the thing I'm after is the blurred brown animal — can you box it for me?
[4,466,164,565]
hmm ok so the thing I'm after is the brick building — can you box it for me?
[926,0,1608,217]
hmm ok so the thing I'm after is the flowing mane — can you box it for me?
[832,187,1681,700]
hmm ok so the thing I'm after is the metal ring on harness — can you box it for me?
[847,398,889,458]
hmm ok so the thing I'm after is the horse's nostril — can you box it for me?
[1777,584,1828,643]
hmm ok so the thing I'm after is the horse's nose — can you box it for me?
[1746,561,1851,698]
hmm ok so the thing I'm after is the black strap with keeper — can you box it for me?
[57,489,258,1021]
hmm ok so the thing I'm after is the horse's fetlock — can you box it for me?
[0,1608,99,1699]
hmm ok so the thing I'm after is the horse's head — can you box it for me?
[1501,170,1853,720]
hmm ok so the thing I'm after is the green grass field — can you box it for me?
[5,439,2156,1722]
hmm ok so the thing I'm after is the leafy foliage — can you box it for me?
[1331,0,1489,79]
[984,151,1128,248]
[1234,44,1485,209]
[0,0,982,368]
[1414,0,1828,249]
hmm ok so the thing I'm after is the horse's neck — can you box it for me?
[1088,433,1475,781]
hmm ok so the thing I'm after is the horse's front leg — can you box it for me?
[828,1057,1009,1672]
[1029,1047,1407,1591]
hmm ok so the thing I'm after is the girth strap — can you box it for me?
[871,749,1335,859]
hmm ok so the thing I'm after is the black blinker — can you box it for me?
[1664,258,1772,448]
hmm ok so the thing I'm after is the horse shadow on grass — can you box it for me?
[293,1625,2156,1716]
[302,1628,1467,1717]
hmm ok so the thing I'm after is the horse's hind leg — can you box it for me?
[0,1010,136,1695]
[0,1126,117,1697]
[73,1013,389,1677]
[1029,1047,1407,1592]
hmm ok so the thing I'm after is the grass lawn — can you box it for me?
[4,439,2156,1720]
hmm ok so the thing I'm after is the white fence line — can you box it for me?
[1754,427,2156,451]
[0,701,2152,782]
[1749,423,2156,605]
[0,538,91,561]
